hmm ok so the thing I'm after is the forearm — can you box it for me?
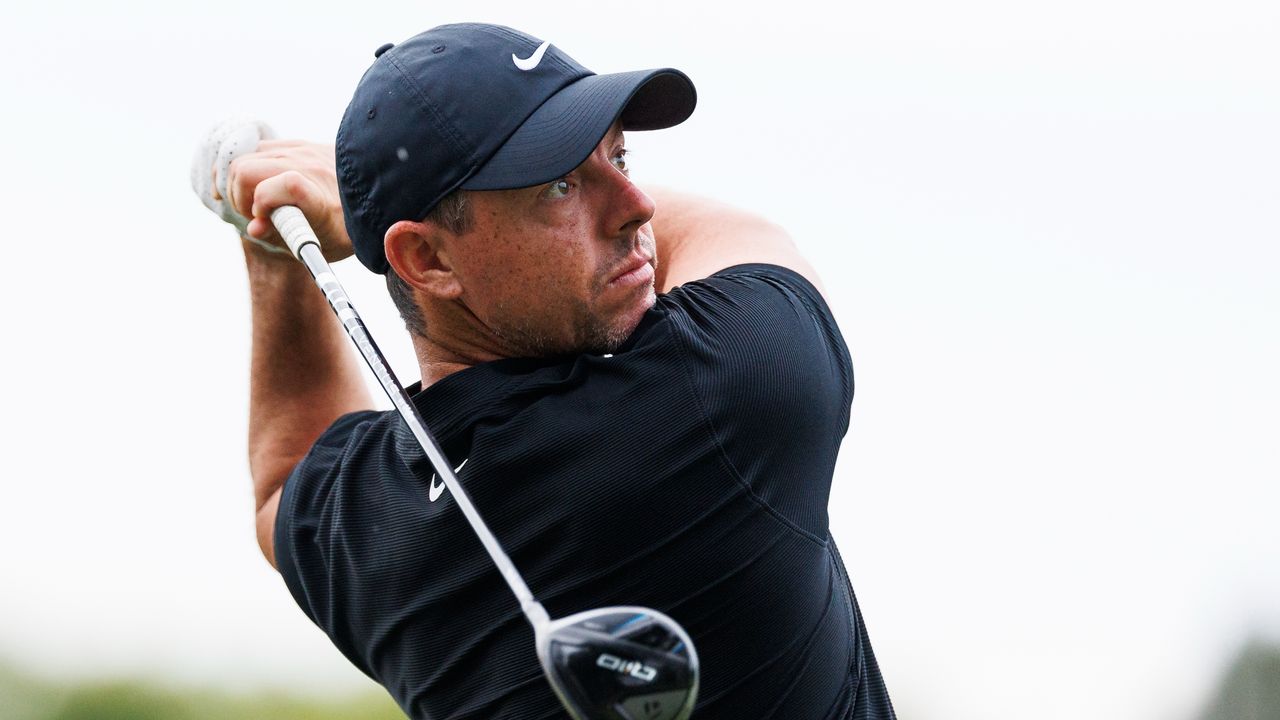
[645,186,822,293]
[244,242,373,512]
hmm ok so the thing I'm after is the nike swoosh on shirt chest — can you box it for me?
[429,458,468,502]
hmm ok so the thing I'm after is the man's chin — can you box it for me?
[587,289,655,354]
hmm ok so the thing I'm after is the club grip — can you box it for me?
[270,206,320,258]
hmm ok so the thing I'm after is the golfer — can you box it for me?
[214,22,894,720]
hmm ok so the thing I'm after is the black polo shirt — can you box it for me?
[275,264,894,719]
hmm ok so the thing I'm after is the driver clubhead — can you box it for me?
[536,606,699,720]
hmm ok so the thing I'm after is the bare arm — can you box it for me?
[645,186,825,296]
[244,244,373,567]
[222,141,374,567]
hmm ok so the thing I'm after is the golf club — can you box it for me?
[195,116,700,719]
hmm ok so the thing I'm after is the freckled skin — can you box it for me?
[445,126,658,357]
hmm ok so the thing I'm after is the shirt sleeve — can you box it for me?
[659,263,854,539]
[273,409,385,675]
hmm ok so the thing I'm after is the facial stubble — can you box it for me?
[493,243,657,357]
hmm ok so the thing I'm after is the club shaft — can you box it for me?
[271,206,550,630]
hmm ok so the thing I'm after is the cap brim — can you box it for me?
[460,68,696,191]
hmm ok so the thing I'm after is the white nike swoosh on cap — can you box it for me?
[429,458,468,502]
[512,41,551,71]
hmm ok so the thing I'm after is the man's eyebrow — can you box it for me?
[605,123,625,145]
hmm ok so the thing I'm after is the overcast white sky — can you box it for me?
[2,1,1277,719]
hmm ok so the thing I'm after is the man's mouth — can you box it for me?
[607,253,655,288]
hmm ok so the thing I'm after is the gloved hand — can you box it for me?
[191,118,288,254]
[192,118,353,261]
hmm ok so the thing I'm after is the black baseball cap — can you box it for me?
[336,23,697,274]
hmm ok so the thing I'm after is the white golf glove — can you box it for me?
[190,118,288,254]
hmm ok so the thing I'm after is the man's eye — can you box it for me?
[541,179,571,199]
[611,149,629,173]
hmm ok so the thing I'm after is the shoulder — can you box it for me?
[652,262,853,420]
[659,263,848,364]
[666,262,830,309]
[276,408,394,520]
[273,409,389,584]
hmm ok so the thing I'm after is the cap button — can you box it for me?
[374,42,394,58]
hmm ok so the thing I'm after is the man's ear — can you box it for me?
[384,220,463,300]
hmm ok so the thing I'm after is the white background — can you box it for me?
[2,1,1277,719]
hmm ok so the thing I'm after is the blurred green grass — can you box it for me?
[0,662,406,720]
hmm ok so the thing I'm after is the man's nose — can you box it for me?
[598,161,655,238]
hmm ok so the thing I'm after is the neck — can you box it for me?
[409,296,548,386]
[407,333,488,387]
[410,298,526,386]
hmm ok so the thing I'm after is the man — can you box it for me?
[208,22,894,720]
